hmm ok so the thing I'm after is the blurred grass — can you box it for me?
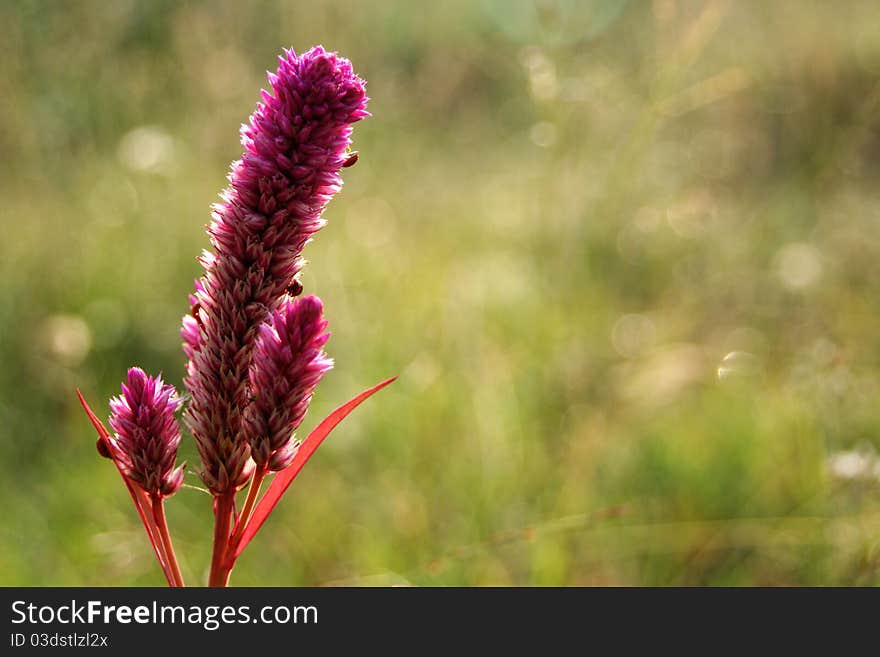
[2,0,880,585]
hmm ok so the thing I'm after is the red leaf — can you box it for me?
[77,389,176,586]
[230,376,397,560]
[77,388,113,454]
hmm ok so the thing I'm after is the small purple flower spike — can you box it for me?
[108,368,185,497]
[244,295,333,471]
[182,46,368,494]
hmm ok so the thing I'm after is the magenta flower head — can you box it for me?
[243,295,333,471]
[108,368,185,498]
[182,46,368,495]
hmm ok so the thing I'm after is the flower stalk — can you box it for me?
[151,494,185,588]
[227,464,267,560]
[209,493,236,587]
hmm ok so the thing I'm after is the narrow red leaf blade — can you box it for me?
[231,376,397,560]
[77,389,111,440]
[77,389,175,585]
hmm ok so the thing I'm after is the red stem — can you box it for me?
[151,495,185,587]
[130,484,176,587]
[226,465,267,567]
[209,492,235,586]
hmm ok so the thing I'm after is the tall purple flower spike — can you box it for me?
[244,295,333,472]
[182,46,368,495]
[108,368,185,497]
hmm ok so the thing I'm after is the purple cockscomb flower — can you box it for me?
[78,44,392,588]
[108,368,185,497]
[182,47,368,494]
[243,295,333,472]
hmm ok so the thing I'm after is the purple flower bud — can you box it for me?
[108,368,185,497]
[243,295,332,471]
[267,439,301,472]
[181,47,367,494]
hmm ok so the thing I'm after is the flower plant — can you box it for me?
[78,46,394,587]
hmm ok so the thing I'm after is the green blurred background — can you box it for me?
[2,0,880,586]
